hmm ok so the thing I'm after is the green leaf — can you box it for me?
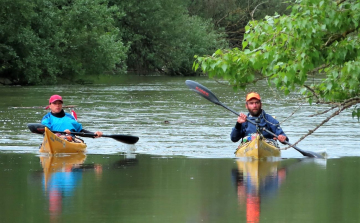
[242,40,249,50]
[221,63,228,72]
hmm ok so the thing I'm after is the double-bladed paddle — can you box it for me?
[185,80,324,158]
[27,123,139,144]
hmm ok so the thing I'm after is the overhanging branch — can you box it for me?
[282,97,360,149]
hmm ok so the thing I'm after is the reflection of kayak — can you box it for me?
[236,160,280,188]
[235,160,283,223]
[40,127,87,154]
[40,153,86,191]
[235,134,280,159]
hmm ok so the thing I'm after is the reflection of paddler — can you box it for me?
[40,153,86,219]
[246,195,260,223]
[40,153,86,191]
[233,160,286,223]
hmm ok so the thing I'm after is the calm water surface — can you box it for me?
[0,76,359,222]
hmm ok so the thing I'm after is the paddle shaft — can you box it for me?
[52,131,133,141]
[52,130,107,138]
[185,80,323,158]
[27,123,139,144]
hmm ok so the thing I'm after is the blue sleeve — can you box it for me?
[265,115,289,141]
[41,113,52,128]
[64,113,83,132]
[230,123,245,142]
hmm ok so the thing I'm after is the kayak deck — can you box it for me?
[235,134,280,159]
[40,127,87,154]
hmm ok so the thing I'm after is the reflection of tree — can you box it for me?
[232,160,288,223]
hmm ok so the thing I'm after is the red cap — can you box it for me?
[49,95,63,104]
[46,95,63,109]
[246,92,261,102]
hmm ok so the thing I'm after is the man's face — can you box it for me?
[245,99,262,116]
[49,101,63,113]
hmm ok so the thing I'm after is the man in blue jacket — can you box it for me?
[230,92,288,143]
[42,95,102,138]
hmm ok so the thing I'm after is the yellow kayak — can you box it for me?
[40,127,87,154]
[235,134,280,159]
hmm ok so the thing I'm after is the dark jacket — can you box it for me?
[230,110,288,143]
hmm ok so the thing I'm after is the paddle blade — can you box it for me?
[283,141,324,158]
[185,80,222,105]
[28,123,46,134]
[105,134,139,144]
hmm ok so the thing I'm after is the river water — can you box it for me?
[0,76,359,223]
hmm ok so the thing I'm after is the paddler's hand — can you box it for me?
[64,129,71,134]
[94,131,103,138]
[276,135,287,142]
[237,113,247,124]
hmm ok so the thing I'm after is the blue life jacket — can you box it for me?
[41,112,83,132]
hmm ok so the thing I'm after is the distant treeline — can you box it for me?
[0,0,288,85]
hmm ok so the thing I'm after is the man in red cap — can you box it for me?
[41,95,102,140]
[230,92,288,143]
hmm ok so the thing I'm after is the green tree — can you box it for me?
[187,0,290,47]
[0,0,127,85]
[53,0,128,81]
[112,0,228,75]
[194,0,360,132]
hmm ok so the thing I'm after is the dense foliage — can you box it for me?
[187,0,290,47]
[111,0,228,75]
[0,0,126,85]
[194,0,360,119]
[0,0,229,84]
